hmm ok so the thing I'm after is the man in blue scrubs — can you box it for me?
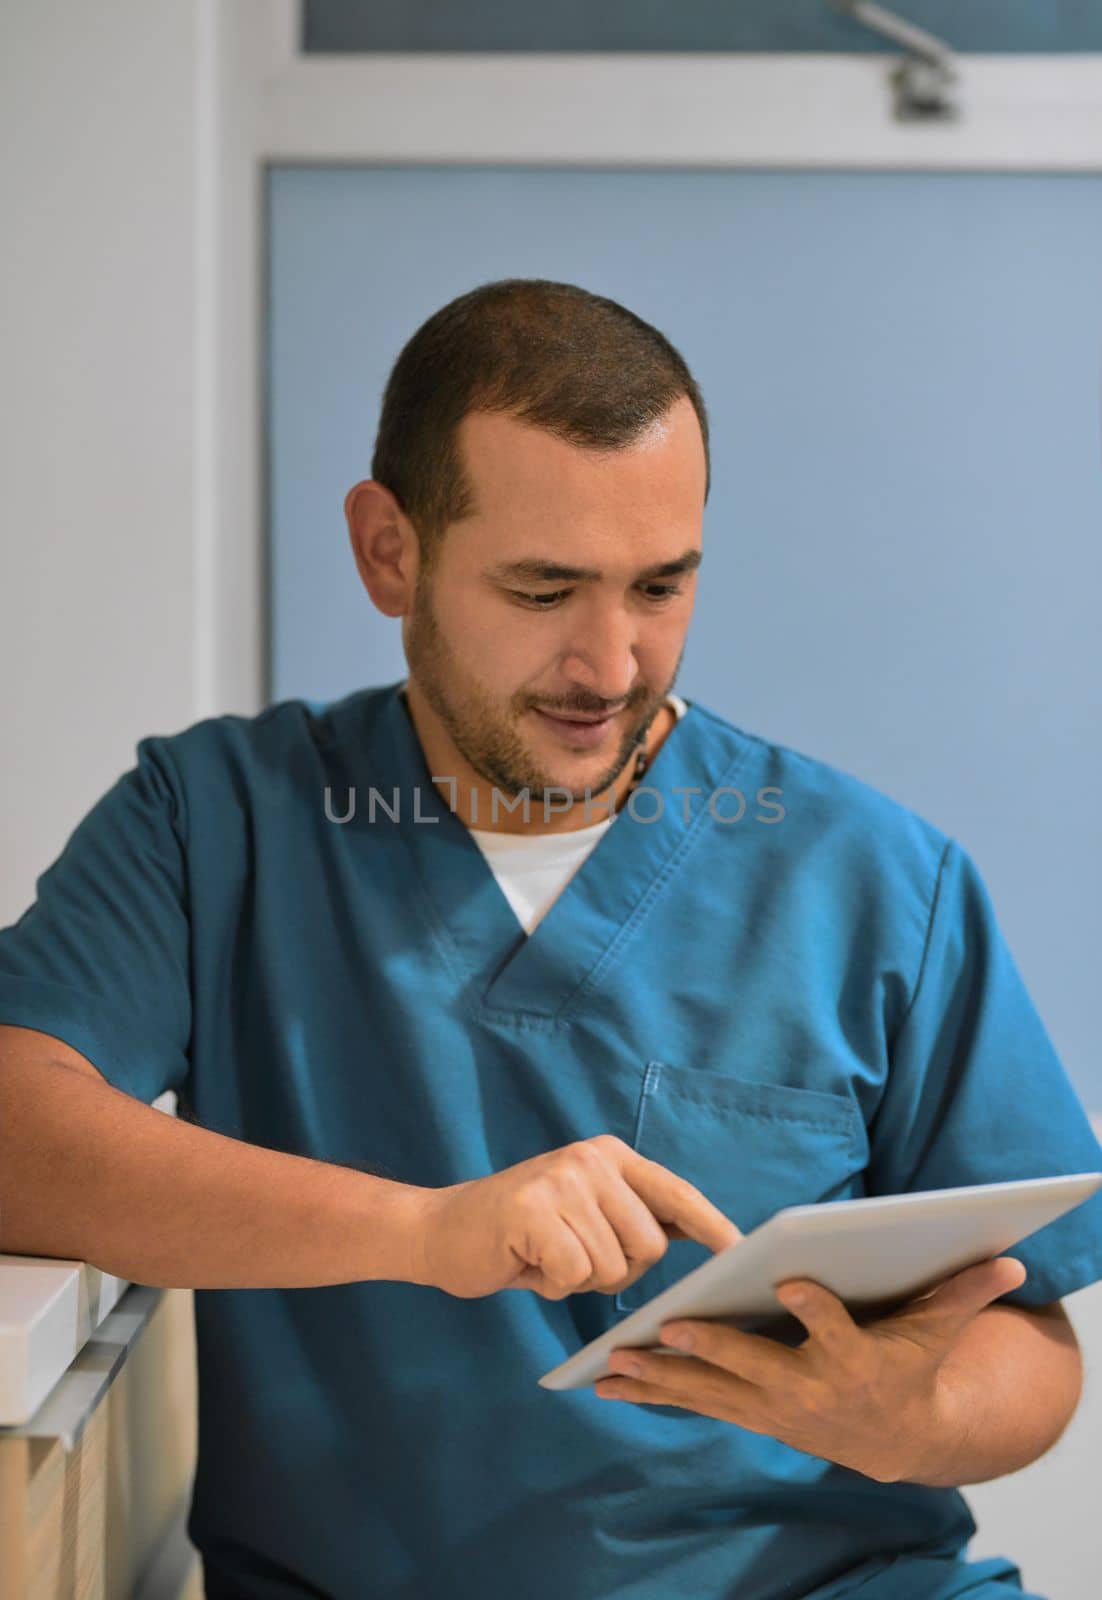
[2,278,1101,1600]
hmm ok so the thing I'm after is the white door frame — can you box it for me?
[204,0,1102,712]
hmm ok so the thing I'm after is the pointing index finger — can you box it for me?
[621,1149,743,1254]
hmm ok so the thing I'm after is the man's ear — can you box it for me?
[344,480,420,617]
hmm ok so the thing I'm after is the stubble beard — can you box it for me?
[405,577,671,804]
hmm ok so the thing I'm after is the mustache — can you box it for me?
[523,688,657,718]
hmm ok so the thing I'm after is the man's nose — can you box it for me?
[557,608,639,703]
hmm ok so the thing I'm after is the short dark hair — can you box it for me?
[370,278,710,569]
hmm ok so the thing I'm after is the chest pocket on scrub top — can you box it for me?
[615,1060,864,1314]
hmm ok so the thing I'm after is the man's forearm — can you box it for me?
[901,1301,1082,1488]
[0,1052,433,1289]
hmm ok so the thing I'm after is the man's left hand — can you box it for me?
[596,1254,1028,1483]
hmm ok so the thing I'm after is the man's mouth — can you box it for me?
[538,709,622,724]
[531,705,625,747]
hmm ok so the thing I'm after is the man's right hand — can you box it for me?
[410,1134,742,1300]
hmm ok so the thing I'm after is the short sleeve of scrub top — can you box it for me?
[867,835,1102,1309]
[0,735,191,1105]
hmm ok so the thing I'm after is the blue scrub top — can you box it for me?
[2,681,1101,1600]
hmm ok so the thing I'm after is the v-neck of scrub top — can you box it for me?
[465,693,689,936]
[349,680,752,1026]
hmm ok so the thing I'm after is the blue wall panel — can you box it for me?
[267,164,1102,1102]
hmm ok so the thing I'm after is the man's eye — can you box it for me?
[509,583,684,608]
[512,589,571,608]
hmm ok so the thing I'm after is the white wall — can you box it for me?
[0,9,260,1594]
[0,0,196,920]
[0,0,264,926]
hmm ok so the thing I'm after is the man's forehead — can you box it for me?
[454,402,706,529]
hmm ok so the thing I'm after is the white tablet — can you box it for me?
[538,1171,1102,1391]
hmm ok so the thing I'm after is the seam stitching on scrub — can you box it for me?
[888,835,955,1053]
[344,684,477,996]
[629,1061,661,1155]
[388,823,472,992]
[469,1009,569,1033]
[134,735,195,1085]
[146,733,192,854]
[625,1065,860,1175]
[645,1067,857,1138]
[654,1099,854,1133]
[551,742,754,1022]
[471,716,752,1027]
[616,1061,665,1309]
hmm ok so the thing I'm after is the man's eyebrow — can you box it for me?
[485,550,702,584]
